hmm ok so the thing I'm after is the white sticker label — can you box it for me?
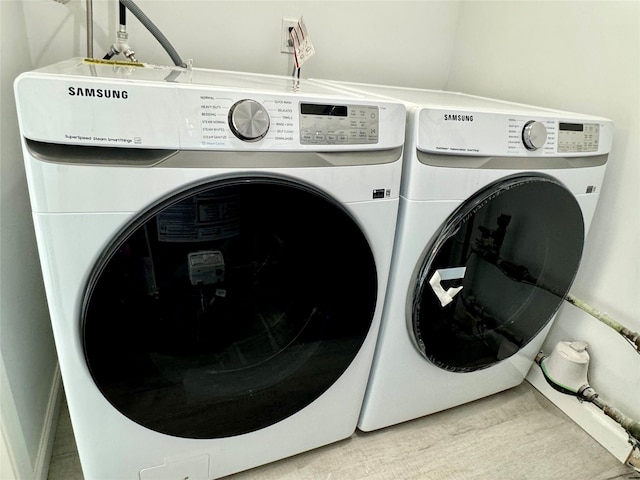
[290,17,315,68]
[156,194,239,242]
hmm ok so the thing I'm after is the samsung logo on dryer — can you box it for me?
[68,87,128,99]
[443,113,474,122]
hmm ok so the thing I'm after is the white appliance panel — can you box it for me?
[15,59,406,479]
[311,78,613,433]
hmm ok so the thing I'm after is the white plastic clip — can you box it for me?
[429,267,466,307]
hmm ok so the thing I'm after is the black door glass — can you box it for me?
[82,178,377,439]
[412,174,584,372]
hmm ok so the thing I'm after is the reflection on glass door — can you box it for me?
[83,178,377,438]
[412,175,584,372]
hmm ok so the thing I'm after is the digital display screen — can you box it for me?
[559,122,584,132]
[300,103,348,117]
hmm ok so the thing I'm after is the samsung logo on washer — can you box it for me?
[444,113,474,122]
[68,87,128,99]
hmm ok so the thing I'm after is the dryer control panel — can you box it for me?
[416,108,613,157]
[557,122,600,153]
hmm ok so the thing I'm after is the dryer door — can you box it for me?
[412,174,584,372]
[82,178,377,439]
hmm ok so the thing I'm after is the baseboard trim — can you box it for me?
[1,426,19,480]
[34,364,62,480]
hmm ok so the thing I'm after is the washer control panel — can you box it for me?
[557,122,600,153]
[300,103,379,145]
[13,62,408,152]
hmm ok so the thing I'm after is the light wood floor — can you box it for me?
[48,382,637,480]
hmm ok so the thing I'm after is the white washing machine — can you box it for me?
[314,81,614,431]
[13,59,405,479]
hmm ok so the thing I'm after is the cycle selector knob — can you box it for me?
[228,99,270,142]
[522,120,547,151]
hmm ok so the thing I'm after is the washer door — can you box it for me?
[82,178,377,439]
[412,174,584,372]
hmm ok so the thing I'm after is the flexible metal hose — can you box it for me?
[119,0,186,67]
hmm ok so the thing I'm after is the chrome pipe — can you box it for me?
[86,0,94,58]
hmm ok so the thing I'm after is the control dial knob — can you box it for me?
[228,99,270,142]
[522,120,547,151]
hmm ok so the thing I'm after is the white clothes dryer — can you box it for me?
[14,59,405,479]
[314,81,613,432]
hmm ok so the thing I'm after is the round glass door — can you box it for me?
[412,174,584,372]
[82,178,377,438]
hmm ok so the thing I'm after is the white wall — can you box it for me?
[447,0,639,455]
[18,0,461,87]
[0,1,61,479]
[129,1,461,86]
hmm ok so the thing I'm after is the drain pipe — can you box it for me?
[578,386,640,442]
[565,294,640,352]
[535,342,640,444]
[86,0,93,58]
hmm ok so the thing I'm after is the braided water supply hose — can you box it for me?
[119,0,186,67]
